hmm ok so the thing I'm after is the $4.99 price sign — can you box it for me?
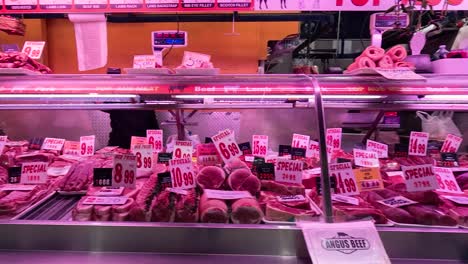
[329,162,359,196]
[252,135,268,157]
[147,129,163,153]
[326,128,342,152]
[173,140,193,159]
[133,144,153,171]
[112,154,136,189]
[409,131,429,156]
[211,129,242,164]
[441,134,463,153]
[22,41,46,60]
[434,167,462,194]
[80,135,95,156]
[169,157,195,189]
[291,133,310,150]
[274,159,303,184]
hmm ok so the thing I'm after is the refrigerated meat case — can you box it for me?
[0,73,467,263]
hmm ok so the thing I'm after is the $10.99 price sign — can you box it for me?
[112,154,137,189]
[326,128,342,152]
[408,132,429,156]
[147,129,163,154]
[173,140,193,159]
[80,135,95,156]
[22,41,46,60]
[434,167,462,194]
[329,162,359,196]
[274,159,303,184]
[291,133,310,150]
[252,135,268,157]
[169,157,195,189]
[440,134,463,153]
[133,144,153,171]
[211,129,242,164]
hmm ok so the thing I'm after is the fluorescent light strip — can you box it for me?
[424,95,468,100]
[0,94,139,98]
[174,95,384,99]
[322,95,384,99]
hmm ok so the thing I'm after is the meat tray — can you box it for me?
[393,222,459,229]
[0,68,40,75]
[262,196,323,225]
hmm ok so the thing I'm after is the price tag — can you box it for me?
[21,162,48,184]
[402,164,438,192]
[252,135,268,157]
[82,196,128,205]
[133,55,156,69]
[306,140,320,159]
[22,41,46,60]
[329,162,359,196]
[197,143,221,167]
[93,168,113,187]
[173,140,193,159]
[256,162,275,180]
[434,167,462,194]
[80,135,95,156]
[377,196,418,208]
[95,187,124,196]
[112,154,137,189]
[0,135,7,154]
[375,68,425,80]
[279,145,292,157]
[169,157,195,189]
[408,132,429,156]
[274,159,303,184]
[41,137,65,151]
[277,195,306,203]
[326,128,342,151]
[133,144,153,171]
[181,51,211,68]
[292,133,310,149]
[166,187,189,196]
[299,221,391,264]
[157,152,173,165]
[238,142,252,156]
[353,167,384,192]
[442,195,468,205]
[130,136,147,153]
[63,141,80,156]
[47,165,72,177]
[204,189,252,200]
[366,140,388,159]
[0,184,36,191]
[291,148,306,160]
[441,134,463,153]
[332,194,360,205]
[353,149,379,168]
[8,167,21,184]
[211,129,242,164]
[147,129,163,153]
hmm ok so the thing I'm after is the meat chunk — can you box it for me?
[174,190,199,223]
[231,198,263,224]
[196,166,226,190]
[228,168,261,195]
[261,180,305,195]
[150,191,175,222]
[199,193,228,223]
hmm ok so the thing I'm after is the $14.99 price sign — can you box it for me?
[326,128,342,152]
[329,162,359,196]
[22,41,46,60]
[252,135,268,157]
[112,154,136,189]
[80,135,95,156]
[291,133,310,150]
[434,167,462,194]
[408,132,429,156]
[173,140,193,159]
[133,144,153,171]
[147,129,163,154]
[169,157,195,189]
[440,134,463,153]
[211,129,242,164]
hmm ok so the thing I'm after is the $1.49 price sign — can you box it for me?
[326,128,342,152]
[329,162,359,196]
[291,133,310,150]
[252,135,268,157]
[434,167,462,194]
[133,144,153,171]
[173,140,193,159]
[408,131,429,156]
[147,129,163,153]
[169,157,195,189]
[211,129,242,164]
[440,134,463,153]
[112,154,136,189]
[80,135,95,156]
[22,41,46,60]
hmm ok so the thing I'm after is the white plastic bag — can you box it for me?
[165,129,201,153]
[416,111,462,140]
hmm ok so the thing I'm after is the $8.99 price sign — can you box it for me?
[329,162,359,196]
[22,41,46,60]
[211,129,242,164]
[169,157,195,189]
[434,167,462,194]
[408,132,429,156]
[147,130,163,153]
[173,140,193,159]
[112,154,136,189]
[133,144,153,171]
[326,128,342,151]
[252,135,268,157]
[440,134,463,153]
[291,133,310,150]
[80,135,95,156]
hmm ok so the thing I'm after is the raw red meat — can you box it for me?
[265,200,318,222]
[334,207,387,224]
[261,180,305,195]
[199,193,228,223]
[72,197,94,221]
[0,166,7,185]
[360,191,415,224]
[228,168,260,195]
[196,166,226,190]
[61,159,102,192]
[150,191,175,222]
[231,198,263,224]
[15,152,56,164]
[224,158,249,174]
[174,189,199,223]
[405,205,457,226]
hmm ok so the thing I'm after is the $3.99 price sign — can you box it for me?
[133,144,153,171]
[112,154,137,189]
[80,135,95,156]
[441,134,463,153]
[252,135,268,157]
[408,132,429,156]
[434,167,462,194]
[329,162,359,196]
[173,140,193,159]
[147,129,163,153]
[211,129,242,164]
[22,41,46,60]
[291,133,310,150]
[326,128,342,151]
[169,157,195,189]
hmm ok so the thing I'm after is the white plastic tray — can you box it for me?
[393,222,459,229]
[175,68,220,75]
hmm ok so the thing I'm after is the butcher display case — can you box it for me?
[0,73,467,263]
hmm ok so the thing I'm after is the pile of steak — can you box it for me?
[0,52,51,74]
